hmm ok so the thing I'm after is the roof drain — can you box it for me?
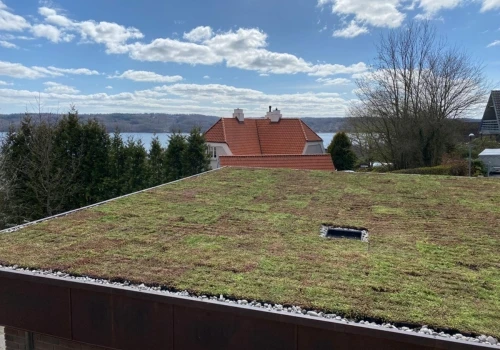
[320,224,369,242]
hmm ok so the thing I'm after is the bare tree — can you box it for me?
[350,22,487,169]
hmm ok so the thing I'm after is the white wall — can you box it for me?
[479,154,500,169]
[207,142,232,169]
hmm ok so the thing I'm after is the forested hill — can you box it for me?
[0,113,348,133]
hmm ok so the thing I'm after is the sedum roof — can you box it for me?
[0,168,499,337]
[204,118,323,155]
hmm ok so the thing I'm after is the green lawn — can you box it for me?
[0,168,499,337]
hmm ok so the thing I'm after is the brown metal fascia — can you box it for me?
[0,268,494,350]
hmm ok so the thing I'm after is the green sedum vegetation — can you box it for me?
[0,168,499,337]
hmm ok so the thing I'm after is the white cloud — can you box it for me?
[37,6,143,53]
[105,85,113,89]
[127,38,222,64]
[31,7,370,77]
[0,61,47,79]
[0,80,12,85]
[318,0,500,35]
[0,61,100,79]
[43,81,79,94]
[0,0,30,31]
[111,70,183,83]
[0,40,17,48]
[316,77,351,85]
[318,0,405,29]
[31,24,68,43]
[183,26,213,42]
[416,0,462,19]
[333,20,369,38]
[125,27,369,76]
[487,40,500,47]
[481,0,500,11]
[203,75,210,79]
[309,62,369,77]
[38,7,73,27]
[77,20,143,53]
[0,83,353,117]
[31,66,64,77]
[259,73,269,77]
[47,66,99,75]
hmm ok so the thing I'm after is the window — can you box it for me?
[207,146,217,159]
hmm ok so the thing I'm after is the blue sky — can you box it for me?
[0,0,499,117]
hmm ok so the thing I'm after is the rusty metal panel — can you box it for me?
[173,304,296,350]
[70,289,173,350]
[0,271,492,350]
[0,275,71,338]
[297,325,429,350]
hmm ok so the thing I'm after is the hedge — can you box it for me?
[392,163,467,176]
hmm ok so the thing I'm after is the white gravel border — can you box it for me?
[0,264,498,348]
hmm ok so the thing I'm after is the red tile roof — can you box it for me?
[219,154,335,171]
[205,118,323,155]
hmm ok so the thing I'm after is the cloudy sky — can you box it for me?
[0,0,499,117]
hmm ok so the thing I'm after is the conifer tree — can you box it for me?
[122,138,149,193]
[107,130,127,197]
[80,119,110,204]
[182,127,210,177]
[148,135,165,186]
[164,131,187,181]
[327,132,357,171]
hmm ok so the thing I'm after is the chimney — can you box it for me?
[233,108,244,122]
[265,106,282,122]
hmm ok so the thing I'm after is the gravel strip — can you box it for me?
[0,264,498,347]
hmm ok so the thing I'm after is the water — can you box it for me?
[0,132,336,151]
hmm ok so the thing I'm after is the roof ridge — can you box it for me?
[255,119,263,154]
[298,119,309,141]
[301,120,323,142]
[221,117,227,142]
[204,117,221,135]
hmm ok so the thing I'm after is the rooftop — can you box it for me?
[479,149,500,156]
[0,168,499,337]
[204,118,322,155]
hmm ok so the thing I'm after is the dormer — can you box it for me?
[265,106,282,123]
[233,108,244,122]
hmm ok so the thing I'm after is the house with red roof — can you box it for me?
[204,107,335,171]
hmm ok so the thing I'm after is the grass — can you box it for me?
[0,167,499,337]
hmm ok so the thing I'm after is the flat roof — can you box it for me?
[0,168,499,337]
[479,149,500,156]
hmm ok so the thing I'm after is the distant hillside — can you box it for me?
[0,113,221,133]
[301,117,347,133]
[0,113,348,133]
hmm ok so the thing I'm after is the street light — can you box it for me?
[468,133,475,177]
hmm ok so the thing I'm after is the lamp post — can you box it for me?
[468,133,475,177]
